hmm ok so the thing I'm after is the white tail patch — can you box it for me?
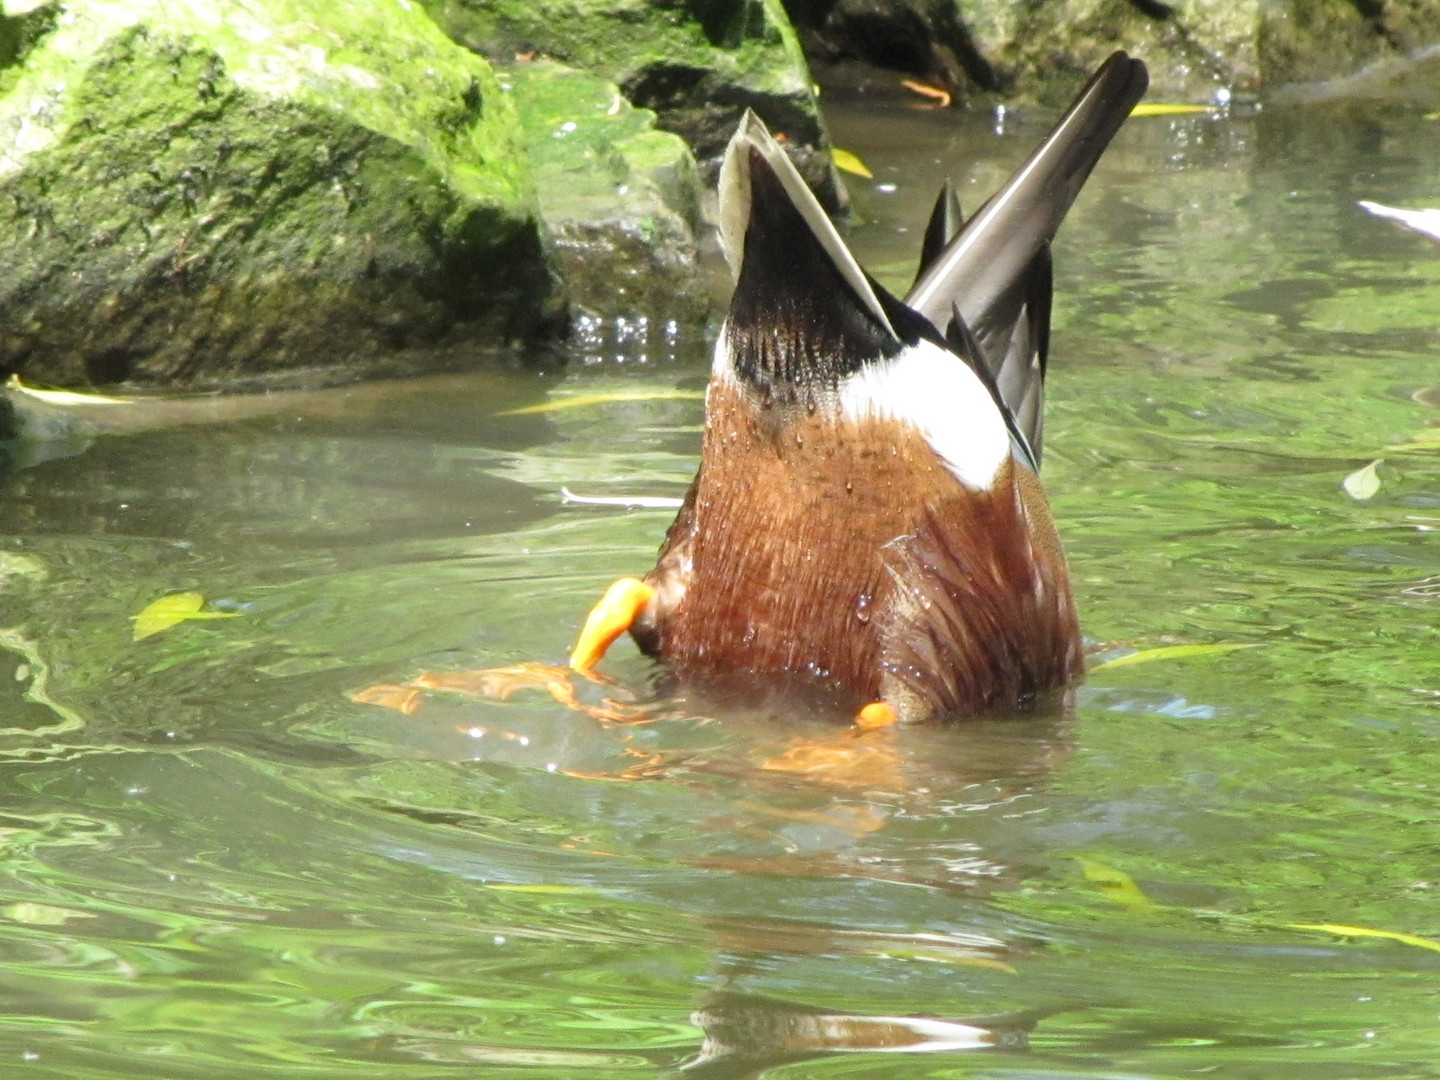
[838,339,1010,490]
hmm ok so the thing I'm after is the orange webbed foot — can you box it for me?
[760,727,905,790]
[748,702,906,788]
[351,660,651,724]
[855,702,900,731]
[569,577,655,671]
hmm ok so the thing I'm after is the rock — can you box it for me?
[425,0,846,209]
[0,0,558,389]
[1260,0,1440,88]
[504,59,711,332]
[786,0,1440,104]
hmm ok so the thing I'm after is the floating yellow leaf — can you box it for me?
[496,389,703,416]
[832,147,874,179]
[1077,858,1157,910]
[1288,922,1440,955]
[1090,642,1259,672]
[1343,459,1383,500]
[486,883,605,895]
[2,902,96,926]
[1130,102,1216,117]
[131,592,238,641]
[5,373,134,406]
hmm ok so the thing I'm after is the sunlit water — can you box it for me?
[3,84,1440,1080]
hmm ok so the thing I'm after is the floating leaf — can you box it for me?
[1077,858,1157,910]
[1130,102,1216,116]
[2,902,95,926]
[131,592,238,641]
[1342,459,1383,501]
[496,389,703,416]
[831,147,873,179]
[5,373,134,406]
[1090,642,1259,672]
[1358,200,1440,242]
[1288,922,1440,955]
[486,883,606,895]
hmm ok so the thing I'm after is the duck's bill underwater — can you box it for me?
[568,51,1150,727]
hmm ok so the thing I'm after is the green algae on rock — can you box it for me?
[427,0,844,209]
[505,59,710,331]
[0,0,558,389]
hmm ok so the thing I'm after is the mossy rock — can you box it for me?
[0,0,558,389]
[1257,0,1440,88]
[505,59,711,328]
[426,0,844,208]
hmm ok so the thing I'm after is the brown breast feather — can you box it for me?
[635,379,1083,719]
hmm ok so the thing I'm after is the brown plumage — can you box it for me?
[576,52,1148,722]
[632,380,1082,719]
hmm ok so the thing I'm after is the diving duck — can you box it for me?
[570,52,1149,725]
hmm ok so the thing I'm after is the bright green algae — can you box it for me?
[0,0,551,386]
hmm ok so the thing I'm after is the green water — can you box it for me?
[3,90,1440,1079]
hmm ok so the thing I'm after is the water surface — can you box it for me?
[3,86,1440,1078]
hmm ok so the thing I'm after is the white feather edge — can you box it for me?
[717,110,896,339]
[714,336,1010,490]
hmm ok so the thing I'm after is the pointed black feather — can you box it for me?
[945,301,1038,472]
[974,244,1052,459]
[914,182,964,286]
[908,51,1147,452]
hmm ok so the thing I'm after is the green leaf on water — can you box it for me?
[1288,922,1440,955]
[131,592,239,641]
[1089,642,1259,672]
[831,147,874,179]
[1077,858,1157,910]
[496,389,703,416]
[1342,459,1383,500]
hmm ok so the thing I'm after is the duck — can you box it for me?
[569,51,1149,726]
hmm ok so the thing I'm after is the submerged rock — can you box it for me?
[0,0,558,389]
[425,0,844,209]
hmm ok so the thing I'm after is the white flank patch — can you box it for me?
[838,339,1009,489]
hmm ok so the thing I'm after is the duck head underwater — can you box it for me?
[567,52,1150,727]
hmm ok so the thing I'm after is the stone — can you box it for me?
[425,0,845,208]
[504,58,711,330]
[0,0,557,389]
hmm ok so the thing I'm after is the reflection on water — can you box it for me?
[3,89,1440,1077]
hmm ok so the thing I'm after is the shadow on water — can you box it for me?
[3,81,1440,1077]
